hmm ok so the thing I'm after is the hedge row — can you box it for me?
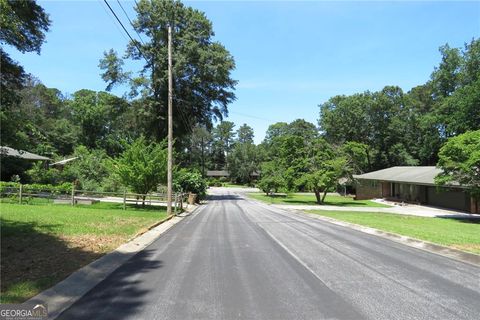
[0,182,73,193]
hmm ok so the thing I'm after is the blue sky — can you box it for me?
[6,0,480,144]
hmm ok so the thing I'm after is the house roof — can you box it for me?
[0,146,50,161]
[353,166,446,186]
[50,157,79,166]
[206,170,260,177]
[206,170,230,177]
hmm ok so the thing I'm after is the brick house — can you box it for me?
[353,166,479,214]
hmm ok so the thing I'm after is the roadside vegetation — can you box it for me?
[0,201,168,303]
[248,193,390,207]
[307,210,480,254]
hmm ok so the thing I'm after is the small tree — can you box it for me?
[435,130,480,199]
[257,161,285,195]
[110,137,167,204]
[296,138,346,204]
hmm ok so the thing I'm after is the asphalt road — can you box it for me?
[58,189,480,320]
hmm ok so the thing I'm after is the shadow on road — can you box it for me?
[57,249,163,320]
[207,194,243,201]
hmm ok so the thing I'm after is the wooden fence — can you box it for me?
[0,185,188,213]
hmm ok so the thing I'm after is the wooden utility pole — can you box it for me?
[167,25,173,216]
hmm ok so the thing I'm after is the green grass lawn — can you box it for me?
[0,201,168,303]
[307,210,480,254]
[248,192,391,208]
[222,183,250,188]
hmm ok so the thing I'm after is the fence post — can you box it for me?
[71,183,75,206]
[123,189,127,210]
[19,184,23,204]
[174,193,178,215]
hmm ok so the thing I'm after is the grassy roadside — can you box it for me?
[307,210,480,254]
[248,192,391,208]
[0,202,168,303]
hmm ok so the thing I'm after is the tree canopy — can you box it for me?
[99,0,237,141]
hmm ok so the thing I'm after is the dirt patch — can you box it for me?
[1,229,127,301]
[450,243,480,254]
[59,234,126,254]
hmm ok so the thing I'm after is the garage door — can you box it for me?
[427,187,469,212]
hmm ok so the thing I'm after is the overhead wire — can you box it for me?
[101,0,196,137]
[115,0,146,46]
[98,0,130,43]
[102,0,147,60]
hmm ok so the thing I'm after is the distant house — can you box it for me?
[0,146,50,161]
[206,170,230,178]
[353,166,479,214]
[206,170,260,179]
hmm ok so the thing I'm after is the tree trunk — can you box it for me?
[314,189,322,204]
[322,189,328,203]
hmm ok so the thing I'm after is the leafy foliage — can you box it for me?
[257,162,285,195]
[173,169,207,199]
[110,137,168,195]
[435,130,480,199]
[99,0,237,141]
[227,143,259,184]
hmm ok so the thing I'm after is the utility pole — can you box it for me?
[167,25,173,216]
[201,135,205,177]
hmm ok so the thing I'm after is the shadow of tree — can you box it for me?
[1,219,105,303]
[56,249,163,320]
[207,194,242,201]
[2,217,165,319]
[437,216,480,224]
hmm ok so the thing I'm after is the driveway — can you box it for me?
[58,188,480,320]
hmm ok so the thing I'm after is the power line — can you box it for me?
[116,0,146,46]
[102,0,146,60]
[98,0,130,43]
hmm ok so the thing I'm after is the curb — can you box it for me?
[28,213,187,319]
[292,208,480,267]
[244,195,480,267]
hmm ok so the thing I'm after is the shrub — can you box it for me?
[174,169,207,201]
[0,182,73,194]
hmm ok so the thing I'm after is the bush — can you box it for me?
[207,178,223,187]
[174,169,207,201]
[26,145,110,191]
[0,181,73,194]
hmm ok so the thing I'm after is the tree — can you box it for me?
[257,161,285,195]
[1,0,51,149]
[431,44,462,98]
[211,121,235,168]
[227,143,259,184]
[432,39,480,137]
[236,124,254,144]
[259,120,318,191]
[295,138,346,204]
[110,137,168,203]
[341,141,373,176]
[184,126,212,175]
[99,0,237,141]
[435,130,480,199]
[69,89,130,154]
